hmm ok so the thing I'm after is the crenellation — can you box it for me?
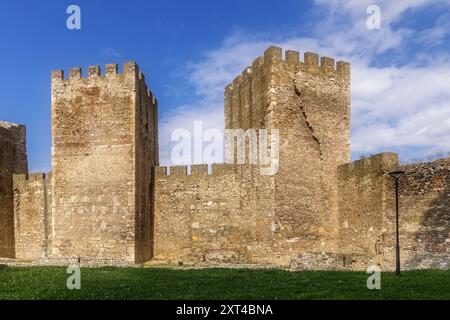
[338,153,399,178]
[353,157,373,173]
[232,74,243,88]
[88,66,101,77]
[191,164,208,176]
[250,56,265,128]
[225,83,234,94]
[155,166,168,177]
[224,84,234,129]
[263,46,282,64]
[301,53,351,80]
[13,172,49,193]
[242,48,352,80]
[123,61,139,76]
[320,56,335,73]
[242,67,252,76]
[304,52,319,70]
[251,56,264,69]
[170,165,188,177]
[155,163,246,178]
[51,70,64,81]
[106,63,119,76]
[240,68,253,129]
[55,62,145,82]
[336,61,350,79]
[211,163,237,175]
[70,67,82,79]
[230,75,243,128]
[29,172,46,182]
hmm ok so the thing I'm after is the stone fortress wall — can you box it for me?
[0,122,28,259]
[334,153,449,270]
[153,46,352,266]
[0,47,448,270]
[13,173,51,261]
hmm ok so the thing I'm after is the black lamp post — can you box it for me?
[388,170,405,276]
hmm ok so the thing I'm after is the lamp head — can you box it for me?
[389,170,406,179]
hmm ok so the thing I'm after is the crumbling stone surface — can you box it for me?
[50,63,158,264]
[154,164,276,265]
[380,158,450,270]
[13,173,51,261]
[0,122,28,258]
[289,252,373,271]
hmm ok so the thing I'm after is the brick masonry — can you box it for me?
[0,47,448,270]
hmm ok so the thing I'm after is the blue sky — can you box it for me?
[1,0,449,171]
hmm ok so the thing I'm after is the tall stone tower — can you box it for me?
[0,121,28,258]
[51,63,158,264]
[224,46,350,256]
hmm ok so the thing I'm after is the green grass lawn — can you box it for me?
[0,267,449,300]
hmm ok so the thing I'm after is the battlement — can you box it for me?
[224,46,350,131]
[281,46,350,79]
[155,164,260,178]
[338,153,399,179]
[225,46,350,97]
[13,172,50,193]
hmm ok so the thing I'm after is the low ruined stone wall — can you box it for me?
[13,173,51,261]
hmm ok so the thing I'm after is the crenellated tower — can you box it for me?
[0,121,28,259]
[51,63,158,264]
[224,46,351,256]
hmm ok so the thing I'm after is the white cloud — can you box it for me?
[158,1,450,165]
